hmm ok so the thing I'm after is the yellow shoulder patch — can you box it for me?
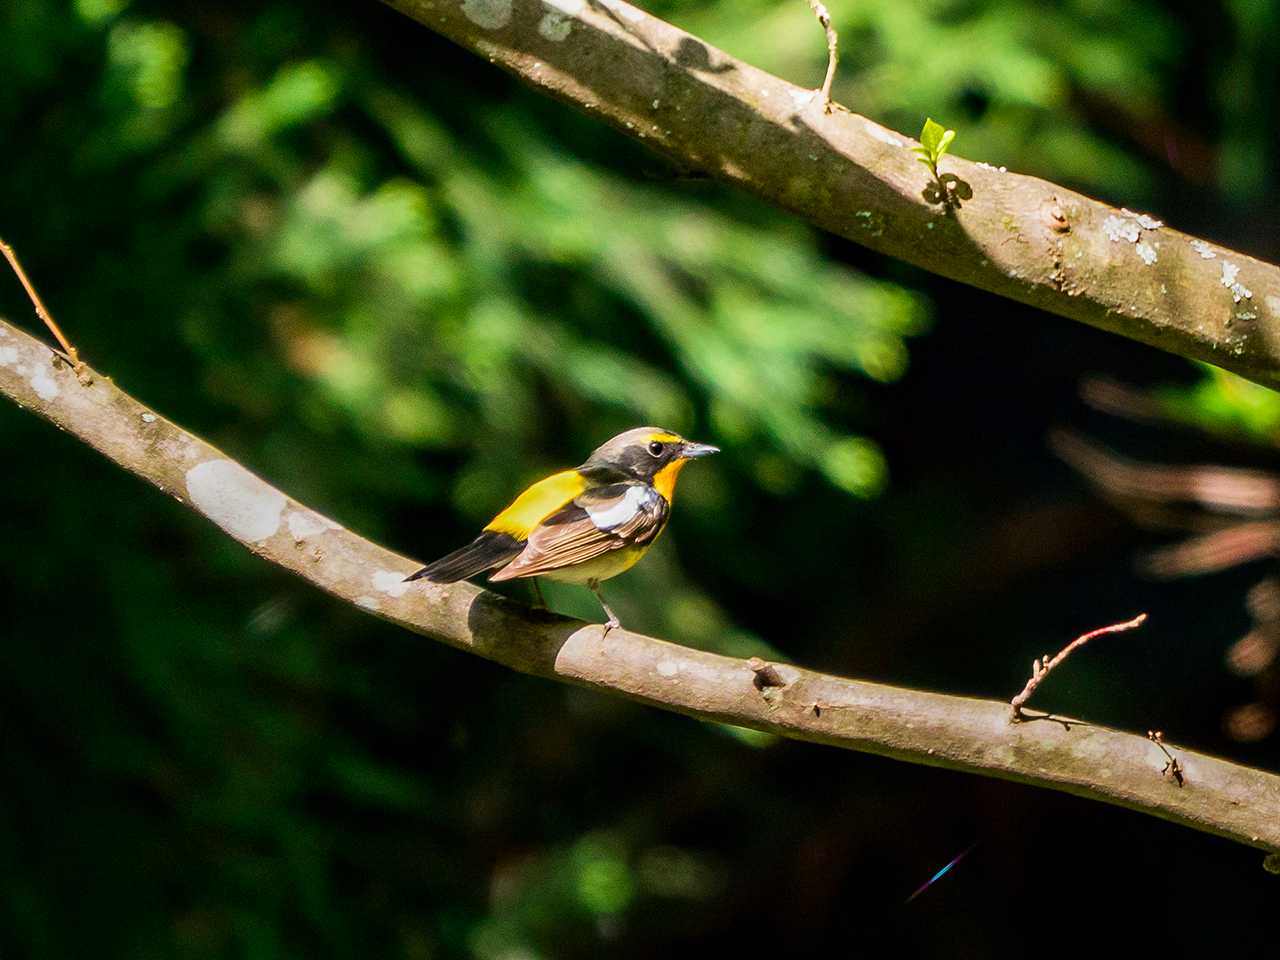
[484,469,588,539]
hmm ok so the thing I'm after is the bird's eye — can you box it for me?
[648,441,665,457]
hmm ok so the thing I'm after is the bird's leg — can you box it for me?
[530,578,546,610]
[587,578,621,632]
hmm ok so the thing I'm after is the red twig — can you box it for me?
[1010,613,1148,720]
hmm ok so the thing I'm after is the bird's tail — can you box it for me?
[403,531,523,583]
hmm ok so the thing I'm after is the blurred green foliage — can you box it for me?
[3,1,1279,957]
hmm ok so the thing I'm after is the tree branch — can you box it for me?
[377,0,1280,388]
[4,314,1280,855]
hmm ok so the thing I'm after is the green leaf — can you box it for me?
[917,117,957,166]
[935,127,956,158]
[919,117,946,156]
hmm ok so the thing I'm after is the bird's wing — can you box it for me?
[404,469,587,583]
[489,482,668,580]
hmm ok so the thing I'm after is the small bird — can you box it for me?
[405,427,719,629]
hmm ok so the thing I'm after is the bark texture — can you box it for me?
[379,0,1280,387]
[4,314,1279,854]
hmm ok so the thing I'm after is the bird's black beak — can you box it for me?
[681,441,720,459]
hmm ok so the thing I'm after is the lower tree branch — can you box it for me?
[4,314,1280,855]
[377,0,1280,388]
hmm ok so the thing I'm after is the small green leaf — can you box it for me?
[917,117,957,168]
[919,117,946,156]
[935,127,956,159]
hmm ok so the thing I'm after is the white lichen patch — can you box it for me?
[372,569,411,598]
[185,459,286,542]
[461,0,512,30]
[29,365,59,401]
[141,412,157,424]
[544,0,584,11]
[656,660,680,678]
[865,122,904,147]
[286,509,335,542]
[355,595,381,611]
[538,11,572,41]
[1221,261,1253,302]
[1103,209,1164,261]
[1190,239,1217,259]
[974,161,1008,173]
[1102,215,1140,243]
[1122,209,1163,230]
[0,345,18,366]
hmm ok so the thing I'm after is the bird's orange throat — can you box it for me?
[652,458,688,502]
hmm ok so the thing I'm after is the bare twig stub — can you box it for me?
[806,0,840,113]
[1010,613,1149,720]
[1148,730,1185,787]
[748,656,786,690]
[4,315,1280,852]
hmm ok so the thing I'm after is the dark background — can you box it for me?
[2,1,1277,956]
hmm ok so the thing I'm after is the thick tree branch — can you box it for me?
[378,0,1280,387]
[4,315,1280,855]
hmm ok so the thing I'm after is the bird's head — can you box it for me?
[579,427,719,499]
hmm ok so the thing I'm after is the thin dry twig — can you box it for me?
[806,0,839,113]
[1148,730,1185,787]
[1010,613,1149,720]
[0,238,87,378]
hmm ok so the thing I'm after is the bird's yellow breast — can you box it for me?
[484,469,588,539]
[539,544,648,584]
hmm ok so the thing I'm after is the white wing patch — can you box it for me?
[584,484,652,529]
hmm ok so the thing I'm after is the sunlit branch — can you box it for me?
[378,0,1280,388]
[4,313,1280,856]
